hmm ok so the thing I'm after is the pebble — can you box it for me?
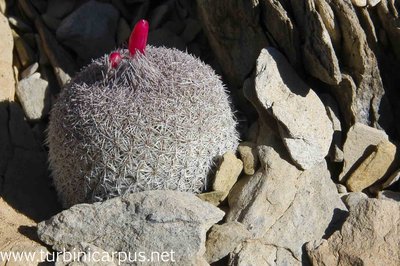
[20,62,39,79]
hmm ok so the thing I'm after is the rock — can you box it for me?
[197,0,268,87]
[336,183,348,194]
[181,18,202,43]
[0,12,15,101]
[383,169,400,189]
[30,0,47,14]
[368,0,381,6]
[377,190,400,202]
[253,48,333,169]
[321,94,344,162]
[163,20,186,35]
[346,140,397,192]
[314,0,342,51]
[148,28,186,51]
[56,0,119,62]
[38,191,224,265]
[131,1,150,27]
[0,0,5,14]
[227,145,346,262]
[330,0,390,128]
[41,13,61,31]
[205,222,251,263]
[229,239,300,266]
[111,0,131,21]
[35,20,76,87]
[342,192,369,210]
[306,198,400,265]
[55,243,117,265]
[377,0,400,59]
[34,34,49,65]
[0,198,49,266]
[149,4,170,30]
[260,0,301,68]
[237,142,258,175]
[13,31,36,69]
[212,151,243,201]
[292,0,342,85]
[351,0,367,6]
[20,62,39,79]
[47,0,76,19]
[116,18,131,45]
[16,75,50,121]
[197,191,225,206]
[339,123,388,182]
[8,16,33,32]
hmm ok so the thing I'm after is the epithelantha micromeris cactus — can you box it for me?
[47,20,239,207]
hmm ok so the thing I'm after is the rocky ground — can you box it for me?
[0,0,400,265]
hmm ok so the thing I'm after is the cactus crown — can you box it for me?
[48,46,239,207]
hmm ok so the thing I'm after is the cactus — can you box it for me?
[47,45,239,207]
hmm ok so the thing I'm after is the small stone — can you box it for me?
[38,191,224,265]
[212,151,243,201]
[346,140,397,192]
[20,62,39,79]
[0,12,15,101]
[339,123,388,182]
[47,0,76,19]
[8,16,33,32]
[16,75,50,120]
[56,0,119,62]
[237,142,258,175]
[351,0,367,6]
[342,192,369,210]
[41,13,61,31]
[377,190,400,202]
[116,18,131,45]
[197,190,225,206]
[205,222,251,263]
[181,18,202,43]
[336,183,348,194]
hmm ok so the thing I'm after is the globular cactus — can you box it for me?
[47,21,239,208]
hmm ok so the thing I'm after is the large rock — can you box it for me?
[252,48,333,169]
[227,145,347,263]
[306,198,400,265]
[196,0,268,87]
[346,140,397,192]
[16,75,50,121]
[0,198,49,266]
[56,0,119,62]
[38,191,224,265]
[0,12,15,101]
[339,123,388,182]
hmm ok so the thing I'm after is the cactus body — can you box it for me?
[48,46,239,207]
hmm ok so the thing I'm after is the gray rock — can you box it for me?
[47,0,76,19]
[16,75,50,121]
[55,243,117,266]
[306,198,400,265]
[56,0,119,62]
[41,13,61,31]
[116,18,131,45]
[148,28,186,51]
[205,222,251,263]
[20,62,39,79]
[253,48,333,169]
[342,192,369,210]
[181,18,202,43]
[227,145,347,262]
[197,0,268,87]
[377,190,400,202]
[149,4,170,30]
[260,0,301,68]
[38,191,224,265]
[339,123,388,182]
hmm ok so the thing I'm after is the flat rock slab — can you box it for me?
[254,47,333,169]
[0,12,15,101]
[306,198,400,265]
[38,190,224,265]
[339,123,388,182]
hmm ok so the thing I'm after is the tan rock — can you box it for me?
[377,190,400,202]
[314,0,342,51]
[0,198,49,266]
[339,123,388,182]
[368,0,382,7]
[346,140,397,192]
[0,12,15,101]
[205,222,251,263]
[197,190,225,206]
[212,151,243,201]
[13,31,35,68]
[237,142,258,175]
[351,0,367,6]
[382,168,400,189]
[306,198,400,266]
[0,0,5,14]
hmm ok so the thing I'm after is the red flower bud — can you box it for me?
[129,19,149,56]
[109,52,122,68]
